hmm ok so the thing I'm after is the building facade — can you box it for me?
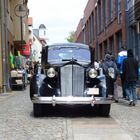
[125,0,140,61]
[75,0,140,62]
[0,0,12,92]
[33,24,47,46]
[0,0,29,93]
[29,22,47,63]
[13,0,30,57]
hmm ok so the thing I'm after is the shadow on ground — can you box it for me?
[30,104,110,118]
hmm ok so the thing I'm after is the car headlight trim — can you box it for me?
[47,68,56,78]
[88,68,97,78]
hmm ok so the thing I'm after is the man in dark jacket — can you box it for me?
[123,49,139,106]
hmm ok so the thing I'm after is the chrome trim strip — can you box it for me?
[32,96,113,106]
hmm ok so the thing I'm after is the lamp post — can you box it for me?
[14,4,28,55]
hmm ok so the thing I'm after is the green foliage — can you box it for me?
[65,31,76,42]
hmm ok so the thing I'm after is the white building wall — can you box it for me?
[39,28,47,40]
[30,34,42,63]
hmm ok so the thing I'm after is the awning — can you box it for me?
[14,40,31,56]
[22,42,31,56]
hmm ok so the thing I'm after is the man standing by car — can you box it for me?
[123,49,139,106]
[102,54,118,99]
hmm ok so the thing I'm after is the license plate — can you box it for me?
[87,88,99,95]
[16,80,23,84]
[17,74,23,77]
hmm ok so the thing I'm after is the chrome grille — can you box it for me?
[60,64,84,97]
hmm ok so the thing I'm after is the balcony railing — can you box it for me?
[134,0,140,20]
[128,0,140,25]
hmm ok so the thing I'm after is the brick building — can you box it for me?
[125,0,140,61]
[75,0,140,61]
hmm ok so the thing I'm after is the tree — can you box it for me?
[65,31,76,42]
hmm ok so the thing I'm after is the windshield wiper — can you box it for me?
[62,58,77,62]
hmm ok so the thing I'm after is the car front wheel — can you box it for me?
[99,104,111,117]
[33,103,43,117]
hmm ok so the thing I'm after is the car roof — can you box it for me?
[47,43,89,49]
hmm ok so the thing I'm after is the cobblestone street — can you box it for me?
[111,87,140,140]
[0,86,139,140]
[0,87,67,140]
[1,0,140,139]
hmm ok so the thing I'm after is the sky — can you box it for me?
[28,0,88,44]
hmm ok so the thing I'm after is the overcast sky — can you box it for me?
[28,0,88,44]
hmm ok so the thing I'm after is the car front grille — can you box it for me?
[60,64,85,97]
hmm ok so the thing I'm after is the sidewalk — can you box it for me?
[0,90,20,101]
[0,92,14,100]
[117,77,140,100]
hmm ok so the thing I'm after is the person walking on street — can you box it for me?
[102,54,118,99]
[111,55,119,102]
[123,49,139,106]
[94,59,100,70]
[117,49,127,99]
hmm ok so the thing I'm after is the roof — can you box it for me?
[48,43,89,49]
[39,24,46,29]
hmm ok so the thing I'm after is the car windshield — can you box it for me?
[48,46,91,65]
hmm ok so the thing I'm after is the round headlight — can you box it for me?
[47,68,56,78]
[88,68,97,78]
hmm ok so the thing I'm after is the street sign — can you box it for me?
[14,4,28,18]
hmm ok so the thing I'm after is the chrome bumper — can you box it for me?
[32,95,113,106]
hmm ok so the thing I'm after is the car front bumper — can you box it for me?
[31,95,113,106]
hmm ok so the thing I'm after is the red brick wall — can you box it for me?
[84,0,95,24]
[75,0,126,59]
[76,19,83,39]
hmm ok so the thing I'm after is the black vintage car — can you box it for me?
[30,43,113,117]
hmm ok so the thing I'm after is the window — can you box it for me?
[103,0,107,26]
[134,26,139,47]
[98,0,102,32]
[91,12,94,40]
[81,18,85,44]
[109,0,114,21]
[85,24,88,44]
[89,17,92,43]
[116,0,121,15]
[83,28,86,44]
[99,44,103,60]
[104,41,107,56]
[44,31,46,36]
[111,0,114,19]
[95,7,98,36]
[87,21,89,44]
[116,31,122,52]
[126,0,134,10]
[109,36,114,53]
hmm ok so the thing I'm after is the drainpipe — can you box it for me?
[4,0,10,92]
[0,0,10,93]
[0,0,6,93]
[0,0,3,92]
